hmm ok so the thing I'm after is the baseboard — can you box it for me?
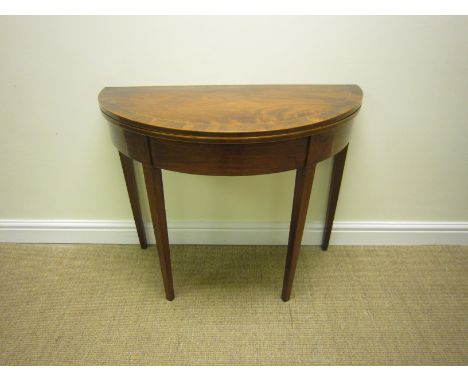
[0,220,467,245]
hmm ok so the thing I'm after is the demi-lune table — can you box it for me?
[98,85,363,301]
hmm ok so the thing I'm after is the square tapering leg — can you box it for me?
[281,164,316,301]
[119,152,148,249]
[143,166,175,301]
[321,145,348,251]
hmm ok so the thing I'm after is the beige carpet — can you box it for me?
[0,243,466,365]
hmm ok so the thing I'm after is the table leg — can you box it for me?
[281,164,316,301]
[143,166,175,301]
[119,152,148,249]
[321,144,348,251]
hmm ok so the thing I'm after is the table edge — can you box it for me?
[100,105,361,144]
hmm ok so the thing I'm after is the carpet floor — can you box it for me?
[0,243,466,365]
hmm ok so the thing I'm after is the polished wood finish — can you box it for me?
[110,123,151,164]
[150,137,308,176]
[119,152,147,249]
[321,145,349,251]
[99,84,363,301]
[143,166,174,301]
[99,85,362,143]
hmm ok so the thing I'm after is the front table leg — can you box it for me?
[143,166,175,301]
[281,164,316,301]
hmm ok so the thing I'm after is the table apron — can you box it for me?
[109,122,352,175]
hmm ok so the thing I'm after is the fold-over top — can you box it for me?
[98,84,362,143]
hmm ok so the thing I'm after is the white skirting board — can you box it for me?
[0,220,467,245]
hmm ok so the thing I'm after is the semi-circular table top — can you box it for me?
[98,84,362,143]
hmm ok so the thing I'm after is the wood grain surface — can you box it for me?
[99,85,362,143]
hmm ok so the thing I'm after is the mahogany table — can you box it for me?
[98,85,363,301]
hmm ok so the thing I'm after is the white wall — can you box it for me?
[0,16,467,231]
